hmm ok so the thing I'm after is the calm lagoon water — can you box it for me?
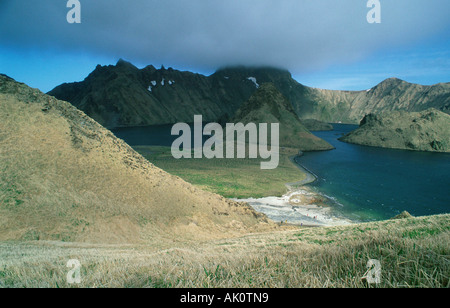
[112,124,180,147]
[112,123,450,223]
[298,124,450,222]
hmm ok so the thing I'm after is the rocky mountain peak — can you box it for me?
[116,58,137,68]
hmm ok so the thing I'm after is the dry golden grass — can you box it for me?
[0,215,448,288]
[0,75,278,244]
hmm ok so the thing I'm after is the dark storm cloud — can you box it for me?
[1,0,449,73]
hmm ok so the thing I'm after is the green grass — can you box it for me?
[135,146,307,199]
[0,172,24,208]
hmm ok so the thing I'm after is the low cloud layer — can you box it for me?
[1,0,449,75]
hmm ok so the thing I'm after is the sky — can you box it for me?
[0,0,449,92]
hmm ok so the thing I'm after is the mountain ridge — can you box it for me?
[47,60,450,128]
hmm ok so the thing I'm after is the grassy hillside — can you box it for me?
[301,119,334,131]
[0,75,275,244]
[340,108,450,153]
[1,214,448,288]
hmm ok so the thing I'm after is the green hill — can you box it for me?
[232,83,334,151]
[339,108,450,153]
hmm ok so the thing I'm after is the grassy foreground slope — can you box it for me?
[1,214,448,288]
[0,75,275,244]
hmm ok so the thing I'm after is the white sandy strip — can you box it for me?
[235,190,353,227]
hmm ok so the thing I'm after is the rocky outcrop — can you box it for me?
[339,108,450,153]
[391,211,414,220]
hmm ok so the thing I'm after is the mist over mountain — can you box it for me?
[48,60,450,128]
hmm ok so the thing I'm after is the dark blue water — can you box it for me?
[111,124,210,147]
[299,124,450,222]
[112,124,450,222]
[112,124,180,146]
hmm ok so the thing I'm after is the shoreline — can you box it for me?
[286,152,318,189]
[235,153,354,227]
[235,190,354,227]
